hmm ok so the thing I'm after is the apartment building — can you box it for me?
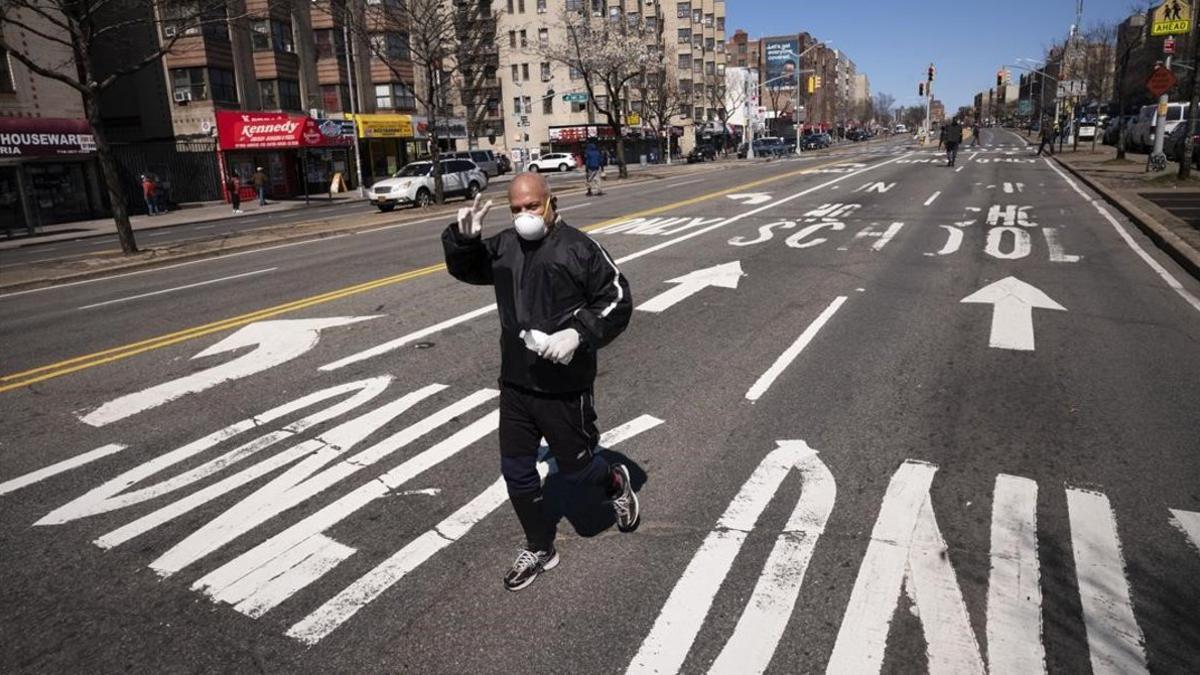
[0,7,106,230]
[485,0,727,162]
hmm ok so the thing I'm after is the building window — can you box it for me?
[486,97,500,116]
[705,37,714,51]
[520,30,527,47]
[170,67,207,102]
[370,32,410,60]
[484,65,497,81]
[0,49,14,93]
[569,65,582,80]
[314,29,346,59]
[538,28,548,45]
[646,16,657,33]
[679,79,691,95]
[511,64,519,82]
[543,96,553,114]
[738,43,746,54]
[522,63,529,81]
[518,0,525,11]
[537,0,547,12]
[374,82,416,110]
[541,62,551,81]
[259,79,300,110]
[717,63,725,76]
[513,96,531,113]
[693,9,701,23]
[694,106,703,120]
[251,19,294,53]
[717,16,725,31]
[706,61,715,76]
[509,30,516,48]
[676,2,690,19]
[320,83,351,112]
[678,54,691,69]
[609,6,620,22]
[590,0,604,16]
[566,0,583,11]
[704,13,713,26]
[209,68,238,103]
[571,100,586,113]
[506,0,513,12]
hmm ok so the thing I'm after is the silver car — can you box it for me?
[367,159,488,212]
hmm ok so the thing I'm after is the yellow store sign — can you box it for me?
[348,114,414,139]
[1151,0,1192,36]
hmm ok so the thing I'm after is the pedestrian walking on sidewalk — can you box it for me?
[943,118,963,167]
[442,173,636,592]
[584,141,604,196]
[1036,120,1056,156]
[141,175,159,216]
[226,174,243,214]
[253,167,269,205]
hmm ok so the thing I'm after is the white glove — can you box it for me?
[456,194,493,239]
[540,328,581,365]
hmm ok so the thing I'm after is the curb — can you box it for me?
[1052,156,1200,281]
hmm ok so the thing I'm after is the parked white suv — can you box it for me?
[368,159,488,211]
[1130,102,1190,153]
[526,152,577,172]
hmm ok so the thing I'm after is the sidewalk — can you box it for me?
[1052,144,1200,279]
[1,192,358,250]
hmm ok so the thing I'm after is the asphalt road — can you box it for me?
[2,129,1199,673]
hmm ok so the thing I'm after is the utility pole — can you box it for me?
[925,63,934,144]
[344,20,366,197]
[1181,2,1200,178]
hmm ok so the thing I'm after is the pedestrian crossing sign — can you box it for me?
[1151,0,1192,36]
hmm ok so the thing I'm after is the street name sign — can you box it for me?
[1151,0,1192,36]
[1147,64,1178,96]
[562,93,588,102]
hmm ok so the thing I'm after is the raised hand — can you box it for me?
[456,194,493,239]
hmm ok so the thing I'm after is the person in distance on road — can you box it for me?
[943,118,964,167]
[442,173,636,592]
[1036,119,1056,156]
[584,140,604,196]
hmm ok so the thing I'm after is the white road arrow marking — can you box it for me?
[960,277,1065,351]
[636,261,744,313]
[726,193,772,205]
[80,316,380,427]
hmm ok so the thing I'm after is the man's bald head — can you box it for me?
[508,172,556,224]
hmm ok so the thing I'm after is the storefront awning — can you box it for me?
[0,118,95,157]
[216,111,352,151]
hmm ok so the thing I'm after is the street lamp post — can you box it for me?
[784,40,830,155]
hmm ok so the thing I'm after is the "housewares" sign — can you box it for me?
[0,118,95,156]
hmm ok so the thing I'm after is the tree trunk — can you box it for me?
[85,93,138,253]
[426,64,444,204]
[613,121,627,178]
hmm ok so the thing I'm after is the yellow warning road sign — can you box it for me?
[1151,0,1192,36]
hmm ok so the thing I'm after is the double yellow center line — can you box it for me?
[1,157,851,394]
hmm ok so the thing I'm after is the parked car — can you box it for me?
[846,129,869,141]
[447,150,500,177]
[1129,102,1190,153]
[367,159,488,211]
[801,133,832,150]
[736,139,786,158]
[526,152,577,172]
[1163,122,1200,164]
[496,153,513,174]
[686,144,716,162]
[894,123,909,134]
[1103,115,1136,146]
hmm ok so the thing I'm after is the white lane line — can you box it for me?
[195,224,221,230]
[627,441,817,675]
[76,267,277,310]
[708,442,835,675]
[987,475,1046,674]
[0,443,126,497]
[955,166,965,173]
[1044,157,1200,313]
[287,414,662,645]
[146,230,173,237]
[745,296,846,402]
[324,154,913,371]
[556,201,593,212]
[666,177,706,187]
[924,191,941,206]
[1169,509,1200,552]
[1067,487,1149,675]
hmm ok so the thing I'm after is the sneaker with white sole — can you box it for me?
[503,545,559,592]
[610,464,640,532]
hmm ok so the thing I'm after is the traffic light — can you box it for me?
[919,82,925,97]
[928,64,935,82]
[997,70,1004,87]
[806,75,815,94]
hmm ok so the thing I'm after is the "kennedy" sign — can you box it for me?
[215,111,351,150]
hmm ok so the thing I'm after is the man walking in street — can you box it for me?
[943,118,963,167]
[584,140,604,196]
[442,173,637,592]
[252,166,269,206]
[1036,119,1056,156]
[971,121,982,147]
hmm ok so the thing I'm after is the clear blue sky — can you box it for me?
[727,0,1148,112]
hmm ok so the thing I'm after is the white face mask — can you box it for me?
[513,200,550,240]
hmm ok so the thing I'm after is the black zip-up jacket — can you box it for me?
[442,218,632,393]
[943,123,963,144]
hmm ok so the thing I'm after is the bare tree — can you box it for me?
[0,0,260,253]
[351,0,495,204]
[540,6,657,178]
[873,92,896,127]
[1083,21,1118,108]
[636,54,692,162]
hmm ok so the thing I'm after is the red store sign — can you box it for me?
[0,118,95,157]
[216,111,351,151]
